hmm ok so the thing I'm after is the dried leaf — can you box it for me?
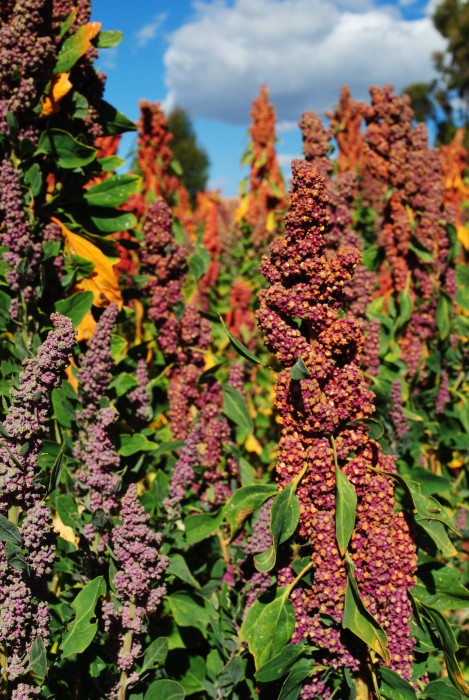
[41,72,73,116]
[53,218,123,308]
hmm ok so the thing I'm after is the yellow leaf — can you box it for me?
[53,515,79,546]
[64,358,79,392]
[41,72,73,116]
[235,194,250,222]
[75,309,97,343]
[204,352,217,371]
[457,224,469,251]
[245,434,262,455]
[265,209,276,233]
[53,218,123,309]
[133,299,145,344]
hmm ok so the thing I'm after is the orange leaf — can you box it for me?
[64,357,79,392]
[41,72,73,116]
[52,217,123,309]
[75,310,97,343]
[457,224,469,251]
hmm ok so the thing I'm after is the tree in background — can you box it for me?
[404,0,469,144]
[167,106,210,202]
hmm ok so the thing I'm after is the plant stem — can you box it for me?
[116,600,136,700]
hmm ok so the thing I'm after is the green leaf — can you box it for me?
[239,456,256,486]
[24,163,42,197]
[28,637,48,680]
[222,385,253,433]
[55,291,94,327]
[456,264,469,311]
[153,441,185,458]
[408,237,433,262]
[56,494,78,528]
[343,566,390,663]
[240,589,296,669]
[278,659,314,700]
[61,577,107,657]
[84,174,140,208]
[144,680,185,700]
[421,679,465,699]
[55,24,101,73]
[110,335,127,363]
[373,469,459,555]
[415,518,457,558]
[416,600,469,696]
[255,645,307,683]
[47,447,64,494]
[188,241,210,280]
[98,100,137,135]
[6,543,29,572]
[98,155,125,172]
[396,288,413,329]
[380,667,417,700]
[118,433,158,457]
[167,553,201,589]
[109,372,139,397]
[290,356,310,380]
[166,592,211,634]
[36,129,97,169]
[0,513,22,546]
[335,466,357,556]
[184,510,223,544]
[51,387,76,428]
[223,484,277,539]
[141,637,168,674]
[255,483,300,572]
[222,321,266,367]
[414,565,469,611]
[89,209,137,234]
[170,158,183,176]
[96,30,123,48]
[436,295,451,340]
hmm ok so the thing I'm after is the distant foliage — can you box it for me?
[0,2,467,699]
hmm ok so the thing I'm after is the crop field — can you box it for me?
[0,2,468,699]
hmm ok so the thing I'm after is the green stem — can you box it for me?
[116,600,136,700]
[284,558,315,598]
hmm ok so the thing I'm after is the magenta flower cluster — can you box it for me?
[74,304,121,542]
[102,484,168,691]
[257,160,417,692]
[0,314,76,698]
[0,159,41,306]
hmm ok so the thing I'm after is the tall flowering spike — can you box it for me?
[0,313,76,509]
[0,0,55,137]
[128,358,151,423]
[195,191,222,302]
[0,159,42,307]
[440,128,469,251]
[298,110,376,373]
[76,303,118,417]
[257,160,417,691]
[75,303,120,539]
[326,86,365,175]
[127,100,193,229]
[140,199,188,357]
[102,484,168,697]
[0,314,76,698]
[237,85,285,249]
[361,86,454,377]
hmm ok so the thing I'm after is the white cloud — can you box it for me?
[134,13,166,48]
[278,153,300,168]
[97,47,118,71]
[163,0,446,124]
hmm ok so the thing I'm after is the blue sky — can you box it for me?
[91,0,445,197]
